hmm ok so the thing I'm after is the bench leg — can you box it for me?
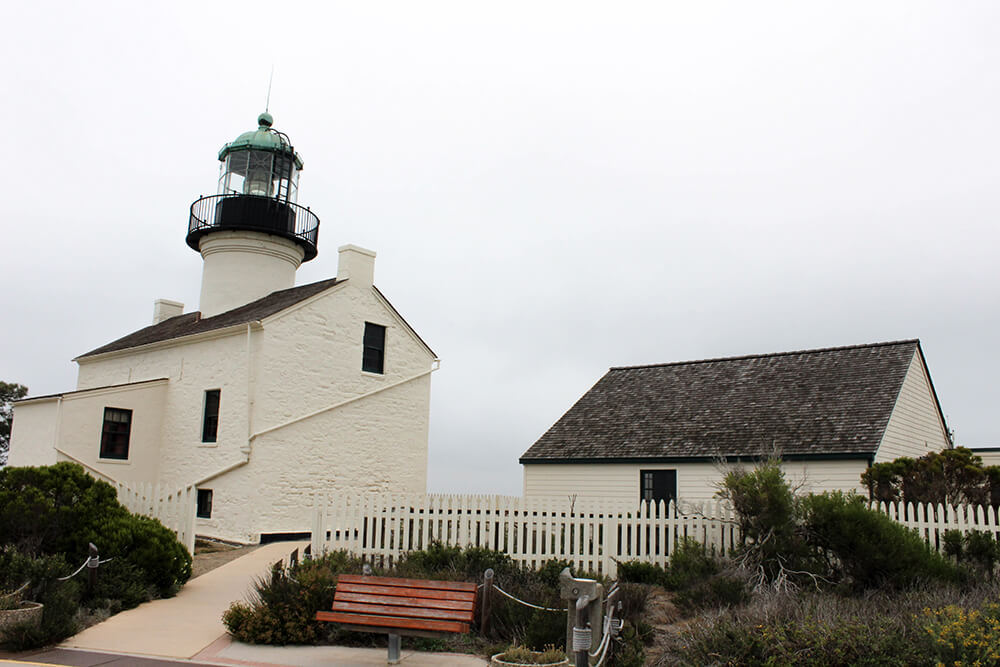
[387,633,401,664]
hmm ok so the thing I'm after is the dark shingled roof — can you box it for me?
[521,340,929,463]
[78,278,341,358]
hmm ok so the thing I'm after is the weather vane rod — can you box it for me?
[265,65,274,113]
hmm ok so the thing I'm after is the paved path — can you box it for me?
[62,542,302,659]
[2,541,487,666]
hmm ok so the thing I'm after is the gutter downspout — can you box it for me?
[195,320,259,487]
[53,396,63,453]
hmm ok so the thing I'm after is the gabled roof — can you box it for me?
[77,278,341,358]
[521,340,934,464]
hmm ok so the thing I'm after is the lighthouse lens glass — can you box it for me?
[245,151,274,197]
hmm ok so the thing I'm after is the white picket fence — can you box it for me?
[310,494,1000,577]
[870,500,1000,550]
[311,494,739,577]
[112,480,197,554]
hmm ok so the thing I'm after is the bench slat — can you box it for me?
[316,611,470,634]
[336,591,473,611]
[337,575,478,593]
[337,582,476,603]
[331,601,474,623]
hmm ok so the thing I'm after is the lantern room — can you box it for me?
[187,113,320,262]
[217,112,301,201]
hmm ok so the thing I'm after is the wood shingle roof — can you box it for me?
[520,340,930,463]
[77,278,341,358]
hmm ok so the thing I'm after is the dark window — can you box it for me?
[197,489,213,519]
[362,322,386,374]
[640,469,677,506]
[202,390,221,442]
[100,407,132,460]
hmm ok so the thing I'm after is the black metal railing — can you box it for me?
[187,194,320,261]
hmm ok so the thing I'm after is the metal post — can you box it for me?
[559,567,600,663]
[87,543,99,593]
[573,596,591,667]
[589,582,604,651]
[481,568,494,635]
[388,633,401,664]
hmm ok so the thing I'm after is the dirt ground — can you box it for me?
[640,587,682,666]
[190,539,261,579]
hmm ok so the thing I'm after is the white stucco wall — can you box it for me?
[874,351,950,463]
[522,459,870,505]
[75,329,255,492]
[8,399,60,468]
[10,381,168,484]
[55,278,436,543]
[198,232,304,318]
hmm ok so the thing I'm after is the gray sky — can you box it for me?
[3,2,999,494]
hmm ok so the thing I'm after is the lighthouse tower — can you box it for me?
[187,113,320,318]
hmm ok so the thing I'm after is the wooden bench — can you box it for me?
[316,574,478,664]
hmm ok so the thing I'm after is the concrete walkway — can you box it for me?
[63,542,302,658]
[48,541,486,666]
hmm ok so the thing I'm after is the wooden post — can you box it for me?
[481,568,494,636]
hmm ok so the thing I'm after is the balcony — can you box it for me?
[187,194,320,261]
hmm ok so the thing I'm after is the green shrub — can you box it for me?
[803,491,964,589]
[663,538,718,591]
[616,560,666,586]
[608,622,647,667]
[394,542,516,582]
[0,463,191,598]
[223,550,363,645]
[0,462,125,556]
[716,460,821,587]
[0,547,83,650]
[943,529,999,578]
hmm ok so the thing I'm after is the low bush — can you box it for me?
[716,460,823,588]
[495,645,565,664]
[223,550,363,645]
[616,560,666,586]
[0,547,83,650]
[662,538,718,591]
[944,529,1000,577]
[0,463,192,599]
[922,603,1000,666]
[654,587,954,666]
[803,491,964,589]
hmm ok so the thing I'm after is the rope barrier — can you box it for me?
[492,584,564,613]
[0,582,29,599]
[57,557,93,581]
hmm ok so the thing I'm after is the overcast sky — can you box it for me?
[3,2,999,494]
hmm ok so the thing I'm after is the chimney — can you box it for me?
[153,299,184,324]
[337,245,376,288]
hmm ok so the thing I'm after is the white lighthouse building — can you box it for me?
[9,114,438,544]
